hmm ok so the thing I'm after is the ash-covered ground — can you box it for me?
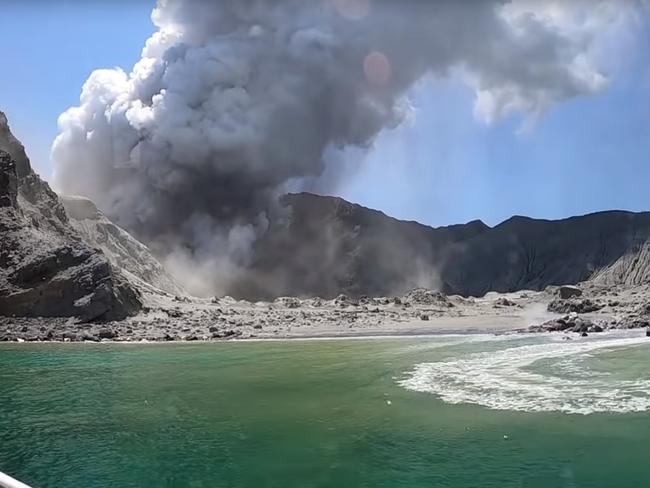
[2,283,648,342]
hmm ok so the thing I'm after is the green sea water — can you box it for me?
[1,332,650,488]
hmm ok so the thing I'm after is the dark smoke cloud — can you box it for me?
[53,0,641,295]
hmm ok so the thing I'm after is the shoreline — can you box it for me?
[2,328,648,346]
[0,327,523,345]
[2,283,648,344]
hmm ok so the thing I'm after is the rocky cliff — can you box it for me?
[60,195,183,295]
[0,112,142,321]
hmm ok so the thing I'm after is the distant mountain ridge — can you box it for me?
[438,210,650,297]
[231,193,650,299]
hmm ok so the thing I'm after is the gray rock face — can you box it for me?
[0,152,18,208]
[0,111,31,178]
[590,241,650,286]
[60,195,183,295]
[0,112,141,321]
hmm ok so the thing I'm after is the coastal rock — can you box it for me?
[0,111,141,321]
[274,297,301,309]
[77,331,99,342]
[615,316,650,329]
[335,294,357,307]
[98,327,117,340]
[403,288,454,307]
[547,298,604,314]
[494,297,517,307]
[559,285,582,299]
[529,313,600,333]
[571,319,592,333]
[304,297,324,307]
[533,318,570,332]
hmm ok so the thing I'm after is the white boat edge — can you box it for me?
[0,471,33,488]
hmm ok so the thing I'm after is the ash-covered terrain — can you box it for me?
[1,111,649,341]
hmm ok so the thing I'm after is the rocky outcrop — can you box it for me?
[0,111,31,178]
[0,112,141,321]
[590,240,650,286]
[530,313,605,333]
[547,298,604,314]
[0,152,18,208]
[558,285,582,299]
[402,288,454,307]
[60,195,183,295]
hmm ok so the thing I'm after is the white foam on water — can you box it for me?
[399,333,650,414]
[398,333,526,354]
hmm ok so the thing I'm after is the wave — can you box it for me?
[399,333,650,414]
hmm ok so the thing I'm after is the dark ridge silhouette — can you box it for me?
[231,193,650,299]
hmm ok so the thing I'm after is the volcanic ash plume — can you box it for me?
[53,0,635,296]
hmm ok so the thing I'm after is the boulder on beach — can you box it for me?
[494,297,518,307]
[402,288,454,307]
[559,285,583,299]
[529,313,604,333]
[548,298,604,314]
[274,297,301,309]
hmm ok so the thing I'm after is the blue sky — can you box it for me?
[2,2,650,228]
[0,2,155,175]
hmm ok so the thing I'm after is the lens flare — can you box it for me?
[363,51,391,86]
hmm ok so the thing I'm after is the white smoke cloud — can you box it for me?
[52,0,644,296]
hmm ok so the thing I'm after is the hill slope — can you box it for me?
[438,211,650,296]
[60,195,183,295]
